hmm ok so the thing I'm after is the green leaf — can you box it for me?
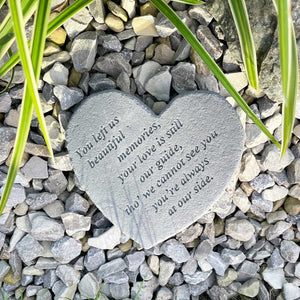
[171,0,204,5]
[150,0,280,148]
[0,0,38,62]
[0,0,6,11]
[228,0,258,90]
[277,2,298,156]
[0,48,15,93]
[0,0,95,79]
[0,0,52,215]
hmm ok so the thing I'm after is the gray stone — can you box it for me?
[160,239,190,263]
[84,247,105,271]
[88,225,121,249]
[171,62,197,94]
[54,85,84,110]
[31,215,64,241]
[0,184,26,207]
[280,240,300,263]
[65,192,90,214]
[238,279,260,298]
[283,283,300,300]
[94,53,132,79]
[262,185,288,202]
[196,25,223,60]
[217,268,237,287]
[238,151,260,182]
[153,44,175,65]
[99,34,122,52]
[44,170,68,195]
[0,92,12,113]
[222,49,240,73]
[42,51,71,70]
[110,283,130,299]
[98,258,127,278]
[257,96,279,119]
[156,286,172,300]
[0,260,10,281]
[43,62,69,86]
[21,156,48,179]
[89,75,116,92]
[221,249,246,266]
[88,0,105,23]
[124,251,145,272]
[266,210,287,224]
[267,248,284,269]
[104,270,129,284]
[262,268,286,289]
[188,5,213,25]
[0,127,16,164]
[266,221,291,240]
[250,174,275,193]
[207,251,228,276]
[117,71,131,93]
[262,144,295,172]
[51,236,82,263]
[287,158,300,184]
[251,191,273,213]
[66,90,244,248]
[174,39,191,61]
[225,219,255,242]
[78,273,99,299]
[63,8,93,39]
[16,234,44,263]
[42,115,64,151]
[56,265,80,286]
[237,260,259,282]
[26,192,57,210]
[61,213,91,236]
[36,288,52,300]
[145,67,171,101]
[159,257,175,286]
[184,270,212,285]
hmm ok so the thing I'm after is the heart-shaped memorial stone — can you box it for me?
[66,90,244,248]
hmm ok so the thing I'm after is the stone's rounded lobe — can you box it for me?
[66,90,244,249]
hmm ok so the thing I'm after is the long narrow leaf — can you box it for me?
[0,48,15,93]
[0,0,95,79]
[150,0,280,147]
[0,0,38,62]
[228,0,258,90]
[279,6,298,155]
[171,0,204,5]
[0,0,6,11]
[0,0,52,215]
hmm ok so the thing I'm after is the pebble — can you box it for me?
[65,192,90,214]
[88,225,121,250]
[0,184,26,207]
[217,268,237,287]
[56,265,80,286]
[0,260,10,281]
[53,85,84,111]
[42,116,65,152]
[262,144,295,172]
[280,240,300,263]
[98,258,127,278]
[196,25,223,60]
[36,288,52,300]
[238,279,260,298]
[105,13,124,33]
[153,44,175,65]
[237,260,259,282]
[266,221,291,240]
[132,15,158,36]
[266,210,287,224]
[283,283,300,300]
[250,174,275,193]
[61,213,91,236]
[124,251,145,272]
[0,92,12,113]
[121,0,135,18]
[160,239,190,263]
[84,247,105,271]
[232,187,251,213]
[171,62,197,93]
[21,156,48,179]
[176,223,203,244]
[262,267,286,289]
[99,34,122,52]
[188,5,213,25]
[184,270,212,285]
[31,215,64,241]
[43,62,69,86]
[51,236,82,263]
[94,53,132,79]
[0,127,17,164]
[16,234,44,263]
[267,248,284,269]
[284,197,300,216]
[287,158,300,184]
[78,273,99,299]
[262,185,288,201]
[158,257,175,286]
[207,251,228,276]
[145,66,171,101]
[225,219,255,242]
[239,151,260,182]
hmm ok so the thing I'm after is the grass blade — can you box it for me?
[0,48,15,93]
[0,0,95,79]
[0,0,6,11]
[228,0,258,90]
[0,0,53,215]
[171,0,204,5]
[275,0,298,155]
[0,0,38,62]
[150,0,280,148]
